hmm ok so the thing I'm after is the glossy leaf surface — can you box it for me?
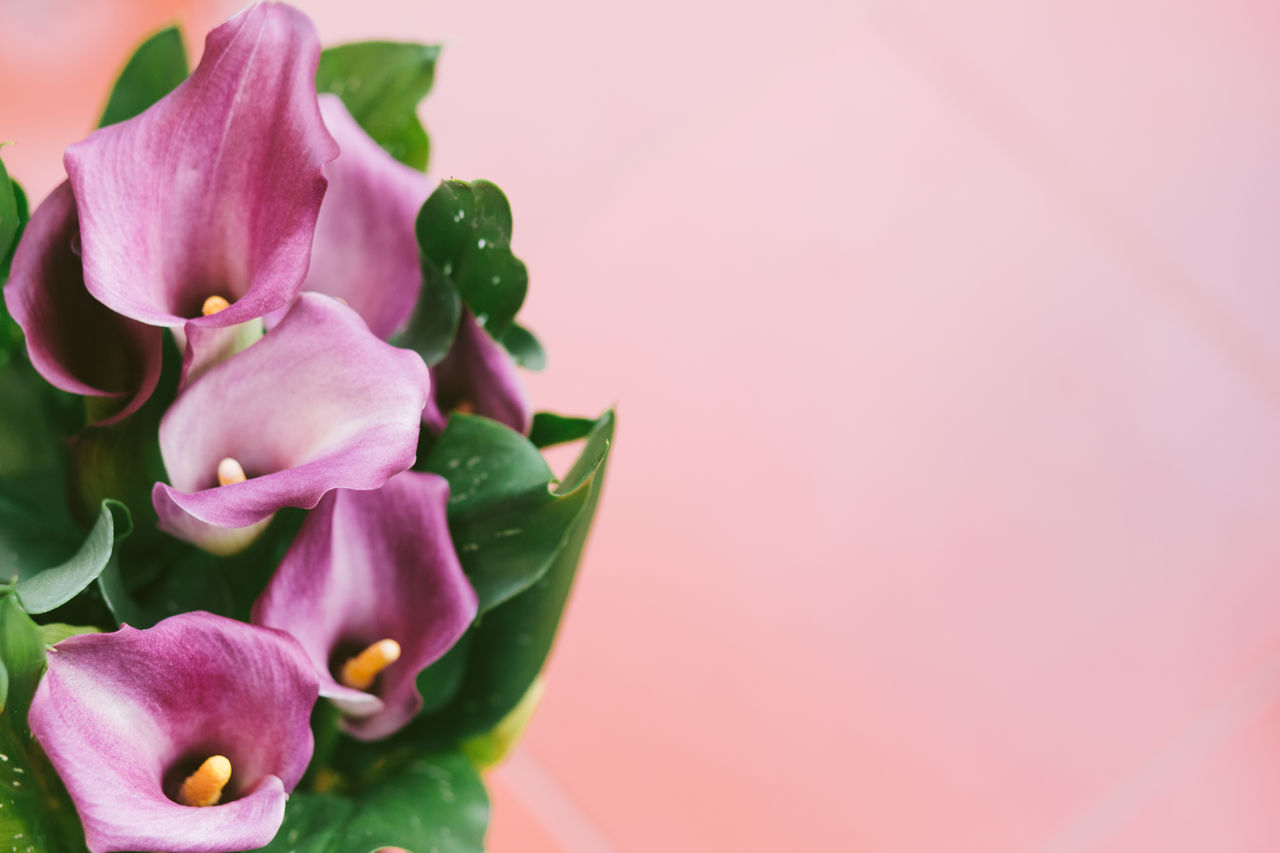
[417,411,614,740]
[422,414,590,612]
[415,180,528,340]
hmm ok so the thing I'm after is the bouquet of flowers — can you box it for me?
[0,4,613,851]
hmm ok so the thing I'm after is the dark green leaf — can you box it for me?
[254,791,352,853]
[424,411,614,738]
[264,755,487,853]
[0,590,88,852]
[416,633,472,715]
[316,41,440,171]
[500,322,546,370]
[0,156,16,266]
[415,179,528,340]
[0,167,28,356]
[397,257,462,367]
[15,500,131,615]
[98,26,189,128]
[528,412,597,449]
[98,551,233,629]
[340,753,488,853]
[422,414,590,612]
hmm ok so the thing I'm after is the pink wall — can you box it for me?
[5,0,1280,850]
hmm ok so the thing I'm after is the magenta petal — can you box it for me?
[300,95,435,339]
[3,183,162,424]
[64,2,338,330]
[423,310,532,434]
[153,293,428,552]
[252,472,478,740]
[28,612,318,853]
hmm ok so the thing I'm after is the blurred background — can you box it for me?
[5,0,1280,850]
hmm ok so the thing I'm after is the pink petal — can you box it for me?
[424,310,532,434]
[2,182,162,424]
[252,472,478,740]
[152,293,428,552]
[302,95,436,339]
[28,612,317,853]
[64,2,338,330]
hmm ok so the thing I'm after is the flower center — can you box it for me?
[339,639,401,690]
[217,457,247,487]
[202,295,231,316]
[178,755,232,807]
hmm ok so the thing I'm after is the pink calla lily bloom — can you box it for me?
[252,471,478,740]
[286,95,530,433]
[423,309,532,435]
[152,293,429,554]
[64,2,337,372]
[301,94,436,340]
[3,182,163,424]
[28,612,318,853]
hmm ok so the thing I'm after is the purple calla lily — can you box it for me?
[423,309,532,435]
[63,2,337,337]
[28,611,318,853]
[280,96,530,433]
[3,183,163,424]
[300,95,435,339]
[252,471,477,740]
[152,293,429,554]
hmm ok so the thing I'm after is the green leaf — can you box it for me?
[264,754,487,853]
[0,156,16,267]
[0,164,28,357]
[340,753,488,852]
[500,322,546,371]
[422,414,591,612]
[98,26,189,128]
[316,41,440,171]
[15,500,131,615]
[528,411,597,449]
[0,592,42,716]
[253,791,353,853]
[461,675,545,770]
[0,591,88,852]
[0,178,29,295]
[415,179,528,340]
[98,549,233,629]
[397,252,462,367]
[424,411,614,739]
[38,623,101,647]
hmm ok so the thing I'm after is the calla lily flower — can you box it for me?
[3,182,163,424]
[283,96,529,433]
[423,309,532,435]
[152,293,429,554]
[63,2,337,340]
[27,611,318,853]
[252,471,477,740]
[300,95,435,339]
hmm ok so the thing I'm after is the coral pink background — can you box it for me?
[5,1,1280,850]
